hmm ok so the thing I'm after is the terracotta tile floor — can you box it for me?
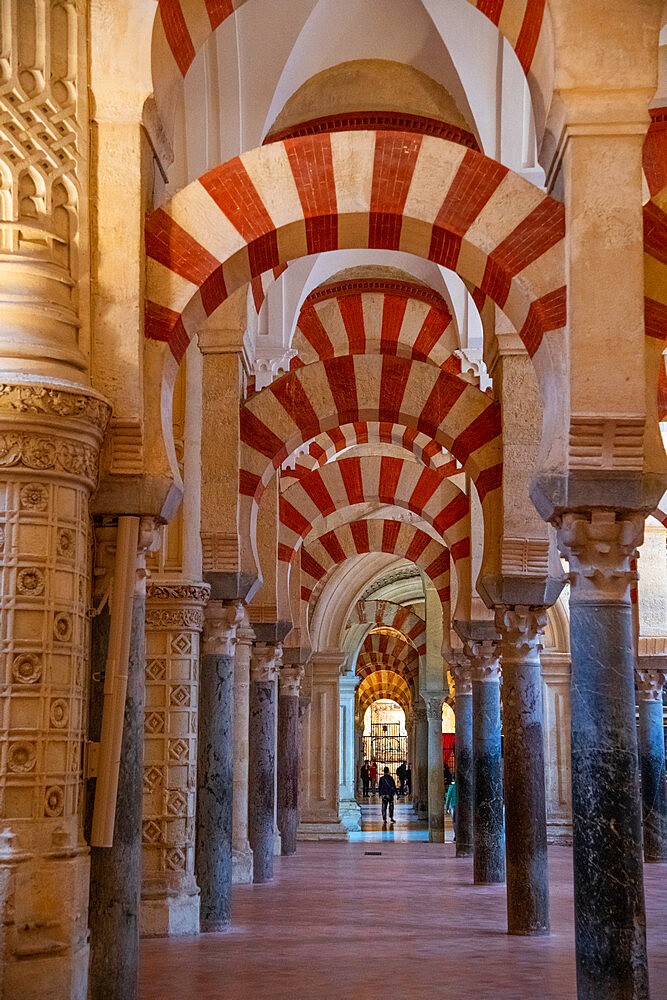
[140,805,667,1000]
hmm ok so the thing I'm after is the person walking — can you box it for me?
[405,763,412,795]
[446,777,457,840]
[369,761,378,795]
[378,766,398,824]
[396,760,407,796]
[360,760,370,797]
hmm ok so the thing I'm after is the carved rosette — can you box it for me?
[250,643,283,683]
[145,582,211,633]
[278,664,304,698]
[202,601,244,657]
[635,668,666,702]
[465,640,501,683]
[556,510,644,603]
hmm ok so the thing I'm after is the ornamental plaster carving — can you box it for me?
[556,510,644,603]
[250,643,283,682]
[202,601,244,657]
[145,582,210,632]
[0,383,110,432]
[279,664,304,697]
[0,432,99,487]
[635,668,666,702]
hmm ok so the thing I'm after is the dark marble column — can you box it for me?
[636,662,667,863]
[496,606,549,935]
[558,510,649,1000]
[88,517,159,1000]
[195,600,243,931]
[424,692,446,842]
[413,701,428,820]
[249,643,282,882]
[468,641,505,885]
[277,665,304,855]
[450,659,473,857]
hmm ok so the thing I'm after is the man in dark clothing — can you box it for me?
[396,761,407,796]
[405,763,412,795]
[378,766,398,823]
[360,761,370,797]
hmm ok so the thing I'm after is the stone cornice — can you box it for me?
[265,111,480,151]
[0,378,111,434]
[304,278,451,315]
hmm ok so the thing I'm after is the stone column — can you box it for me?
[196,600,243,931]
[495,606,549,935]
[635,662,667,863]
[541,653,572,844]
[404,707,414,800]
[277,665,304,854]
[468,641,505,884]
[249,643,282,882]
[140,583,209,936]
[413,701,428,820]
[557,510,649,999]
[298,652,347,840]
[231,618,255,883]
[450,661,473,857]
[338,673,361,832]
[424,692,446,843]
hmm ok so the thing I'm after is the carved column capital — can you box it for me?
[235,615,256,649]
[465,640,500,683]
[494,605,548,651]
[278,664,304,697]
[423,691,448,722]
[450,661,473,697]
[412,701,427,724]
[555,510,643,602]
[250,643,283,682]
[145,582,211,632]
[635,668,666,702]
[202,600,244,657]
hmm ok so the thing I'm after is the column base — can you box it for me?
[339,796,362,832]
[232,846,254,884]
[547,821,573,846]
[297,819,349,841]
[140,889,200,937]
[4,941,89,1000]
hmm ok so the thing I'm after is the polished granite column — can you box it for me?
[496,606,549,935]
[450,659,473,857]
[278,665,304,855]
[468,641,505,885]
[636,661,667,863]
[196,600,243,931]
[424,692,446,843]
[413,700,428,820]
[231,617,255,884]
[558,510,648,999]
[249,643,282,882]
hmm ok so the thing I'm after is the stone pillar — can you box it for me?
[468,641,505,885]
[404,707,414,801]
[338,673,361,832]
[413,701,428,820]
[635,662,667,863]
[298,652,347,840]
[196,600,243,931]
[495,606,549,935]
[450,661,473,857]
[231,618,255,883]
[249,643,282,882]
[557,510,649,999]
[88,517,159,1000]
[424,692,446,843]
[277,665,304,854]
[140,583,209,936]
[541,653,572,844]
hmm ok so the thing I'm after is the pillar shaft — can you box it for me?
[496,607,549,935]
[338,673,361,832]
[413,703,428,820]
[196,601,243,931]
[469,642,505,884]
[140,583,209,937]
[277,666,303,854]
[232,620,255,883]
[451,663,473,857]
[558,511,649,1000]
[636,666,667,863]
[248,643,281,882]
[424,693,446,843]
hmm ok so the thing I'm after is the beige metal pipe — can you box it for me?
[91,515,140,847]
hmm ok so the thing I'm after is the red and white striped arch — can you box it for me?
[145,130,566,374]
[281,421,460,483]
[362,631,418,669]
[357,657,417,695]
[297,518,452,610]
[357,669,413,715]
[290,278,460,371]
[348,600,426,658]
[644,201,667,425]
[152,1,553,138]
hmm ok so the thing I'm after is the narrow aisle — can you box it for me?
[349,800,433,842]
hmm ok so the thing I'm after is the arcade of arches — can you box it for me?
[1,1,667,998]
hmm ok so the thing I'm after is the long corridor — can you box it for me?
[139,806,667,1000]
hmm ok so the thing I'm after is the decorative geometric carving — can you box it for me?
[501,537,549,576]
[17,567,45,596]
[44,786,64,817]
[11,652,42,684]
[144,712,165,735]
[168,739,188,762]
[53,612,72,642]
[49,698,68,728]
[169,685,190,707]
[142,820,163,845]
[143,766,164,793]
[145,658,167,681]
[107,419,144,475]
[166,790,187,817]
[568,417,644,471]
[19,482,48,509]
[201,531,239,573]
[8,742,36,772]
[170,633,192,655]
[165,847,186,871]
